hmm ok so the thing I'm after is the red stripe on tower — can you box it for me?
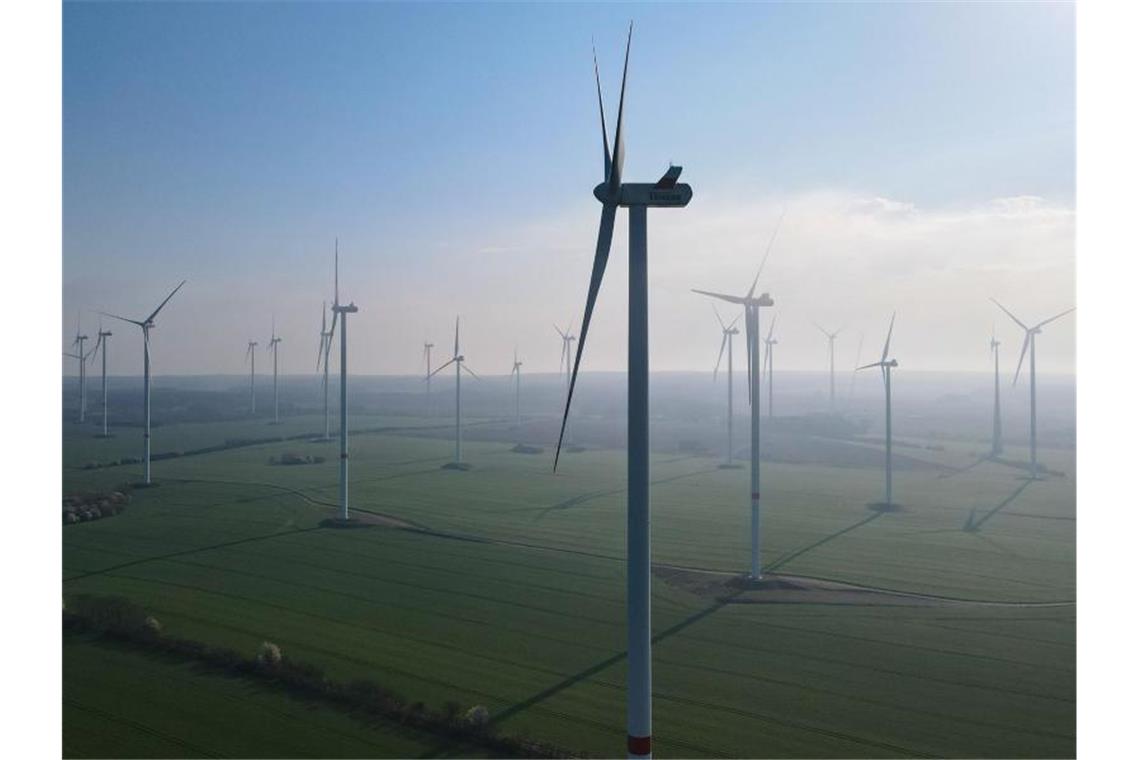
[628,735,652,756]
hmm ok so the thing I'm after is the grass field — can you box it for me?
[62,415,1075,758]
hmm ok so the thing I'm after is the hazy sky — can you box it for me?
[63,1,1075,377]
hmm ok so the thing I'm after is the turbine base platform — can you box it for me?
[132,481,161,490]
[441,462,473,471]
[510,444,545,455]
[867,501,904,513]
[320,517,372,530]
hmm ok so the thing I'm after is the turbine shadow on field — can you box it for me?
[963,479,1032,533]
[935,455,988,480]
[536,466,721,521]
[474,592,740,741]
[766,511,884,573]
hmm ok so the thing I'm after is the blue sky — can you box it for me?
[63,1,1075,376]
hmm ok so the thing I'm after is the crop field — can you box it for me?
[62,416,1075,758]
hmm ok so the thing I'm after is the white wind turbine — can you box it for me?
[989,325,1003,458]
[554,324,577,445]
[329,240,358,519]
[693,214,781,582]
[63,315,89,423]
[245,340,258,414]
[556,26,693,760]
[761,315,778,418]
[857,312,898,508]
[814,322,842,412]
[991,300,1074,479]
[91,322,112,437]
[710,304,741,468]
[102,280,187,485]
[429,317,479,468]
[267,318,282,424]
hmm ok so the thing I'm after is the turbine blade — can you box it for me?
[761,339,770,383]
[606,22,632,198]
[766,313,777,342]
[990,298,1028,330]
[593,41,612,181]
[554,202,617,471]
[1012,333,1031,386]
[428,358,456,379]
[1033,307,1075,331]
[747,209,785,299]
[462,364,480,380]
[857,361,884,371]
[692,288,746,305]
[334,238,340,306]
[454,316,460,357]
[711,303,726,330]
[713,332,727,381]
[881,311,896,362]
[727,312,741,330]
[100,311,144,327]
[145,280,187,324]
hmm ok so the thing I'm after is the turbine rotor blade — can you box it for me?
[605,23,632,198]
[882,311,896,362]
[554,202,617,471]
[146,280,187,324]
[1012,333,1031,386]
[100,311,144,327]
[714,332,728,381]
[428,358,457,379]
[990,298,1028,330]
[747,209,785,299]
[1033,307,1075,331]
[692,288,746,305]
[857,361,884,371]
[711,303,726,330]
[592,41,612,181]
[461,364,480,380]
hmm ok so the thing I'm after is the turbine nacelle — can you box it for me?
[593,180,693,208]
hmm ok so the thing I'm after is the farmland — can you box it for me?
[62,409,1074,758]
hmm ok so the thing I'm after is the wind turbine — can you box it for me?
[430,317,479,468]
[761,315,778,418]
[317,302,333,439]
[554,324,577,445]
[245,340,258,414]
[814,322,842,412]
[711,304,741,468]
[329,240,358,519]
[423,341,435,417]
[989,325,1003,457]
[692,214,780,582]
[267,318,282,424]
[511,348,523,430]
[64,316,89,423]
[91,323,112,437]
[991,300,1074,478]
[555,26,692,759]
[857,312,898,508]
[102,280,187,485]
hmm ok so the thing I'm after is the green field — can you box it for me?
[62,416,1075,758]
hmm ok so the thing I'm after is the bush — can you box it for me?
[143,616,162,635]
[257,641,283,667]
[464,704,490,729]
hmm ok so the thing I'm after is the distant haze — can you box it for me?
[63,2,1074,377]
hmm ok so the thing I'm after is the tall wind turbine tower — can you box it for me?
[245,340,258,414]
[814,323,842,411]
[991,300,1074,478]
[430,317,479,468]
[102,280,187,485]
[990,326,1003,457]
[268,319,282,424]
[857,313,899,508]
[91,324,112,437]
[710,305,741,468]
[329,241,358,518]
[556,26,692,759]
[693,214,780,582]
[761,316,778,418]
[511,348,523,429]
